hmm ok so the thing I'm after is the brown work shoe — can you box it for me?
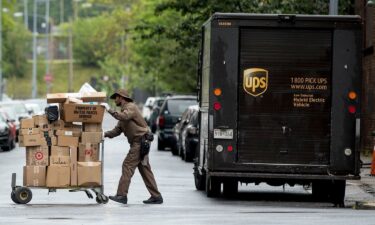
[143,195,163,204]
[109,195,127,204]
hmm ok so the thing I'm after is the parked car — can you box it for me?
[25,103,44,115]
[148,97,166,133]
[0,101,30,137]
[142,97,156,123]
[181,109,199,162]
[0,110,16,151]
[172,105,199,157]
[156,95,197,154]
[23,98,48,113]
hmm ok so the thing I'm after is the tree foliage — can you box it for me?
[126,0,354,94]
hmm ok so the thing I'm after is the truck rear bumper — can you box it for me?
[208,171,360,181]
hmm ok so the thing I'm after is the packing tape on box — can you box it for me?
[33,166,40,174]
[33,179,39,186]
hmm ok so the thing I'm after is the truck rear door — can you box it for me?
[238,28,332,165]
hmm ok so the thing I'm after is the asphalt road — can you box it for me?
[0,113,374,225]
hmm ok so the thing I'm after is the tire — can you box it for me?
[3,138,14,151]
[194,169,206,191]
[223,179,238,198]
[157,138,164,151]
[206,176,221,197]
[312,180,346,207]
[11,191,19,204]
[14,187,32,204]
[331,180,346,207]
[171,143,179,155]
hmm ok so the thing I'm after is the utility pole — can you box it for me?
[60,0,64,24]
[68,18,73,92]
[23,0,28,29]
[329,0,339,15]
[45,0,50,75]
[32,0,38,98]
[0,0,3,101]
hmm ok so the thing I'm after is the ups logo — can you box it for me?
[243,68,268,97]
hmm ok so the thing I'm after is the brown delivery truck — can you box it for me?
[194,13,362,206]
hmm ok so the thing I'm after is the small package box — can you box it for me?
[26,146,49,166]
[33,115,50,131]
[23,166,46,187]
[20,128,40,135]
[46,165,70,187]
[81,132,102,144]
[57,135,79,147]
[70,147,78,186]
[50,155,71,166]
[20,118,34,129]
[41,135,57,146]
[46,92,107,103]
[77,162,101,187]
[51,146,70,156]
[62,103,105,123]
[55,129,81,137]
[51,120,65,130]
[19,134,42,147]
[83,123,102,132]
[78,143,99,161]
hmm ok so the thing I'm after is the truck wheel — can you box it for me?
[157,138,164,151]
[194,169,206,191]
[331,180,346,207]
[312,180,330,201]
[206,176,221,197]
[223,179,238,198]
[14,187,32,204]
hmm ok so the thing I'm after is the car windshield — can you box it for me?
[12,103,28,114]
[0,107,17,120]
[167,99,197,115]
[156,99,165,107]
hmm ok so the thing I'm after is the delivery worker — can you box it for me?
[103,89,163,204]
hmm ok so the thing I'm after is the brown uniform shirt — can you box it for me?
[105,102,148,144]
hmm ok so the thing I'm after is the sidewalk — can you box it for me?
[352,154,375,209]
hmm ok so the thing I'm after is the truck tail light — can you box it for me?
[158,116,165,129]
[348,105,356,114]
[227,145,233,152]
[214,88,222,96]
[213,102,222,111]
[348,91,357,100]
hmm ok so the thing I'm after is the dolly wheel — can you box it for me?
[96,194,109,204]
[14,187,32,204]
[11,191,20,204]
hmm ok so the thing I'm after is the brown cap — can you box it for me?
[110,89,133,102]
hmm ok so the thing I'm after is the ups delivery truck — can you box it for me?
[194,13,362,206]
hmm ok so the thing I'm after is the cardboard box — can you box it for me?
[51,120,65,130]
[70,147,78,186]
[20,128,40,135]
[20,118,34,129]
[55,129,81,137]
[62,103,105,123]
[46,92,107,103]
[81,132,102,144]
[78,143,99,161]
[57,135,79,147]
[64,124,82,132]
[19,134,42,147]
[77,162,101,187]
[50,155,71,165]
[33,115,50,131]
[23,166,46,187]
[26,146,49,166]
[83,123,102,132]
[46,165,70,187]
[41,135,57,146]
[51,146,70,156]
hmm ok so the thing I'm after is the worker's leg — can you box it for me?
[117,143,141,196]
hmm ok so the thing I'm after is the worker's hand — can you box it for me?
[103,131,109,138]
[100,102,110,111]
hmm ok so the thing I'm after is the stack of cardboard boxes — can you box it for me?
[19,92,106,188]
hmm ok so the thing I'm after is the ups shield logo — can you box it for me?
[243,68,268,97]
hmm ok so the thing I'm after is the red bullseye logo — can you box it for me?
[35,152,44,160]
[85,149,93,156]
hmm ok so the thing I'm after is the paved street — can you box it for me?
[0,113,375,225]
